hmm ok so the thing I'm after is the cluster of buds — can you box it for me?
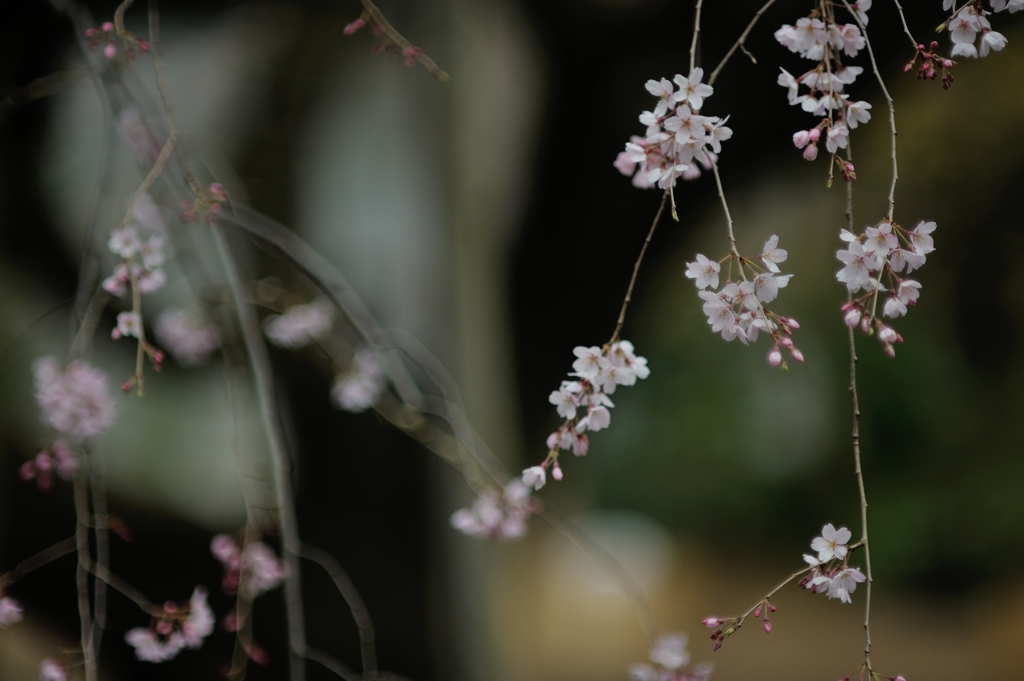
[775,3,872,175]
[687,236,803,368]
[702,599,777,652]
[124,587,215,663]
[614,68,732,197]
[800,524,866,604]
[210,535,289,599]
[84,21,149,62]
[836,219,935,357]
[450,480,541,542]
[181,182,229,224]
[524,341,650,489]
[904,41,956,89]
[343,13,425,68]
[941,0,1014,59]
[18,440,79,492]
[629,633,713,681]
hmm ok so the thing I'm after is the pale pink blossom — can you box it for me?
[108,226,140,258]
[673,68,714,110]
[33,357,117,441]
[451,480,538,542]
[827,567,866,603]
[330,348,385,413]
[909,220,936,255]
[263,298,334,349]
[111,311,142,340]
[810,523,852,562]
[650,633,690,670]
[863,223,898,257]
[0,597,23,627]
[522,466,546,491]
[240,543,289,596]
[39,659,68,681]
[761,235,789,273]
[685,254,721,289]
[155,308,220,367]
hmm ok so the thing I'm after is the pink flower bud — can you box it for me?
[878,327,897,344]
[753,607,761,618]
[702,617,722,628]
[930,41,938,49]
[104,43,117,59]
[768,603,776,612]
[763,620,772,634]
[803,143,819,161]
[916,44,925,51]
[35,451,53,473]
[943,59,953,68]
[883,343,896,358]
[343,18,366,35]
[18,460,36,481]
[903,63,913,73]
[894,676,907,681]
[790,348,805,363]
[546,431,559,449]
[779,337,794,349]
[156,619,173,635]
[768,348,782,366]
[102,21,114,31]
[552,463,563,481]
[845,309,862,328]
[792,130,810,149]
[786,318,800,329]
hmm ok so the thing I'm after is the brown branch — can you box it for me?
[89,448,111,658]
[300,545,377,679]
[357,0,449,82]
[73,474,98,681]
[0,537,76,588]
[708,0,778,86]
[689,0,704,74]
[609,192,668,345]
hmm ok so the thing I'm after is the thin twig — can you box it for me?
[890,0,918,47]
[84,559,157,615]
[734,565,814,630]
[88,447,111,658]
[709,159,743,268]
[689,0,704,74]
[357,0,449,82]
[300,544,377,679]
[305,648,359,681]
[212,223,307,681]
[0,537,76,588]
[708,0,778,86]
[67,287,110,363]
[609,192,668,344]
[73,474,97,681]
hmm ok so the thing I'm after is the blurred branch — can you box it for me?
[89,447,111,659]
[356,0,450,82]
[0,537,76,588]
[73,474,98,681]
[305,647,412,681]
[0,67,87,122]
[300,544,377,679]
[708,0,778,86]
[85,558,157,615]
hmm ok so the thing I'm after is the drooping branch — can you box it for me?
[708,0,779,86]
[610,192,669,345]
[356,0,450,82]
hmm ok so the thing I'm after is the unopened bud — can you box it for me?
[790,348,805,363]
[763,620,772,634]
[893,676,907,681]
[807,127,821,142]
[753,607,761,618]
[768,604,776,612]
[883,343,896,358]
[703,617,722,628]
[779,336,794,349]
[768,348,782,367]
[878,327,897,344]
[104,43,117,59]
[930,41,938,49]
[943,59,953,68]
[904,63,913,73]
[102,21,114,31]
[787,318,800,329]
[552,463,563,481]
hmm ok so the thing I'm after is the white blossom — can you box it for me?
[0,597,23,627]
[155,308,220,366]
[263,298,334,349]
[810,523,852,562]
[33,356,117,441]
[521,466,546,491]
[330,348,386,413]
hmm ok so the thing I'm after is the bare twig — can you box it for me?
[734,565,814,630]
[305,648,359,681]
[212,223,307,681]
[890,0,918,47]
[357,0,450,82]
[708,0,778,86]
[85,559,157,615]
[67,288,110,363]
[709,158,743,267]
[300,544,377,679]
[609,192,668,344]
[0,537,76,588]
[689,0,704,73]
[89,448,111,658]
[73,474,97,681]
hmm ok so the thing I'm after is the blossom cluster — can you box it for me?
[39,658,69,681]
[943,0,1014,59]
[775,4,872,174]
[180,182,229,224]
[263,298,334,349]
[154,308,221,367]
[523,341,650,490]
[103,219,167,305]
[450,480,541,542]
[84,20,149,62]
[614,68,732,189]
[629,633,713,681]
[18,440,79,492]
[799,524,866,604]
[330,348,386,413]
[125,586,215,663]
[836,219,935,357]
[903,41,956,88]
[210,535,289,599]
[33,356,117,441]
[686,236,804,368]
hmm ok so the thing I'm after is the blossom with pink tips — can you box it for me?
[33,357,117,441]
[125,587,214,663]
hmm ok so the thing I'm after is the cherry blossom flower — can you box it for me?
[450,480,540,542]
[521,466,546,491]
[263,298,334,349]
[811,523,852,562]
[330,348,386,413]
[112,311,142,340]
[33,357,117,441]
[686,254,721,289]
[828,567,867,603]
[240,543,289,596]
[628,632,713,681]
[0,597,23,627]
[125,587,214,663]
[39,659,68,681]
[155,308,220,366]
[617,70,732,189]
[760,235,788,273]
